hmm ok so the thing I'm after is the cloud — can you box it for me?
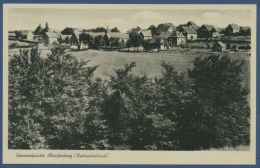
[132,11,168,23]
[203,12,229,19]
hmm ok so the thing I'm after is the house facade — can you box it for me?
[226,24,240,34]
[20,30,34,40]
[178,27,197,41]
[149,37,169,50]
[43,32,58,44]
[198,24,219,38]
[139,30,153,40]
[170,31,186,46]
[71,32,80,45]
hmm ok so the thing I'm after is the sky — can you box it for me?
[8,7,251,33]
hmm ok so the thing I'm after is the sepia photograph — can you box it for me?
[2,4,256,164]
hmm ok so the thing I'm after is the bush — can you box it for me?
[9,42,18,49]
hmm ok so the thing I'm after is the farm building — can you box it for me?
[71,32,80,45]
[139,30,153,40]
[226,24,240,34]
[170,31,186,46]
[178,27,197,41]
[149,37,169,50]
[20,30,34,40]
[43,32,58,44]
[198,24,219,38]
[212,41,226,52]
[58,35,72,44]
[104,32,128,45]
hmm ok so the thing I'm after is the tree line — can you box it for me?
[8,46,250,150]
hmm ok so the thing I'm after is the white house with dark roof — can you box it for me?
[178,27,197,41]
[139,30,153,40]
[43,32,58,44]
[226,24,240,33]
[156,25,174,35]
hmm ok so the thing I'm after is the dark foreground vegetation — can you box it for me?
[8,46,250,150]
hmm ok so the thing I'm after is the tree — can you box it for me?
[34,24,44,35]
[142,39,151,51]
[15,30,22,39]
[111,27,120,32]
[187,54,250,149]
[148,25,157,36]
[64,36,70,44]
[129,33,143,51]
[126,39,131,51]
[44,22,49,32]
[226,43,231,49]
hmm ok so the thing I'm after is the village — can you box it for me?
[8,21,251,54]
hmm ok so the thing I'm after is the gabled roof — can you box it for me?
[191,25,199,31]
[216,41,226,48]
[181,27,197,34]
[187,21,196,25]
[44,32,58,38]
[106,33,128,39]
[149,37,165,44]
[202,24,217,31]
[228,24,240,30]
[157,32,172,38]
[140,30,152,37]
[72,32,80,39]
[156,25,172,34]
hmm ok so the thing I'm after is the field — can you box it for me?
[8,46,251,89]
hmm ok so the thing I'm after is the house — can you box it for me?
[149,37,169,50]
[71,32,80,45]
[20,30,34,40]
[43,32,58,44]
[177,21,199,31]
[198,24,219,38]
[170,31,186,46]
[156,25,174,35]
[58,35,72,44]
[178,27,197,41]
[156,32,173,45]
[104,32,128,45]
[213,41,226,52]
[139,30,153,40]
[226,24,240,34]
